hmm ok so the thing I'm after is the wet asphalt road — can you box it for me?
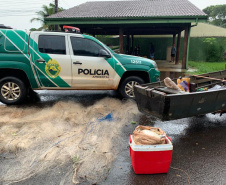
[1,90,226,185]
[105,114,226,185]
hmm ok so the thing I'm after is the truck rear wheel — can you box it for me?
[0,77,27,105]
[119,76,144,98]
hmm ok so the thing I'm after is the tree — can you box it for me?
[30,3,64,30]
[29,28,41,31]
[203,5,226,28]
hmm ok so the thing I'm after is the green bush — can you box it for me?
[203,38,224,62]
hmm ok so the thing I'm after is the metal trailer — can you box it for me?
[134,70,226,121]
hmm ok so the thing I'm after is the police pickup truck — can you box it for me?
[0,28,160,105]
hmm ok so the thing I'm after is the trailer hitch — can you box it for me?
[212,110,226,116]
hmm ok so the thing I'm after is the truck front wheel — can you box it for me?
[0,77,27,105]
[119,76,144,98]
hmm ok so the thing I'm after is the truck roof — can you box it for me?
[0,29,84,37]
[31,31,83,37]
[0,24,12,29]
[0,29,85,38]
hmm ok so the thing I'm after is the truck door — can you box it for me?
[69,36,119,89]
[30,33,72,88]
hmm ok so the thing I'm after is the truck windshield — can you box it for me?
[98,40,115,54]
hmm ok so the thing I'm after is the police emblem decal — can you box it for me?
[45,59,61,78]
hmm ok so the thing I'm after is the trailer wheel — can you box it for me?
[119,76,144,98]
[0,77,27,105]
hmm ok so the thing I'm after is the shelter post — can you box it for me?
[176,32,181,65]
[131,35,134,53]
[186,26,191,69]
[119,28,124,54]
[182,27,189,69]
[173,34,176,45]
[126,34,130,54]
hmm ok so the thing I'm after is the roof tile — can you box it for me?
[48,0,206,19]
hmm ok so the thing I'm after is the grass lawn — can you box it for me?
[187,61,226,75]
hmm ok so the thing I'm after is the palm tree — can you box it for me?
[30,3,64,31]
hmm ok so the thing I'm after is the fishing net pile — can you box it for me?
[0,98,140,184]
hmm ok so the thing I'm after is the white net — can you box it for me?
[0,98,140,184]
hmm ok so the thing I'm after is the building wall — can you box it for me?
[98,36,226,62]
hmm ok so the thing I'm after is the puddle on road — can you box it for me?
[0,98,140,185]
[135,113,226,146]
[136,114,190,140]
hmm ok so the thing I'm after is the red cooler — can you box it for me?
[129,135,173,174]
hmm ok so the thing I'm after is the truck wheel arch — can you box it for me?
[0,68,31,88]
[118,70,150,89]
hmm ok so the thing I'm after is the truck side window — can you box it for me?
[38,35,66,55]
[70,37,105,57]
[5,30,26,52]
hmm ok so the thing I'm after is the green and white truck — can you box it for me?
[0,28,160,105]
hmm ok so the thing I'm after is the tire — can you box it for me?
[0,77,27,105]
[119,76,145,99]
[26,88,40,103]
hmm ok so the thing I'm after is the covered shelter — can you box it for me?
[45,0,207,74]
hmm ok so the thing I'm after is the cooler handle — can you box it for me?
[165,135,172,144]
[166,136,172,141]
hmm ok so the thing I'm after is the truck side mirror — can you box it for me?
[99,49,111,58]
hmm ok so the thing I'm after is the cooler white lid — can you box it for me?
[129,135,173,151]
